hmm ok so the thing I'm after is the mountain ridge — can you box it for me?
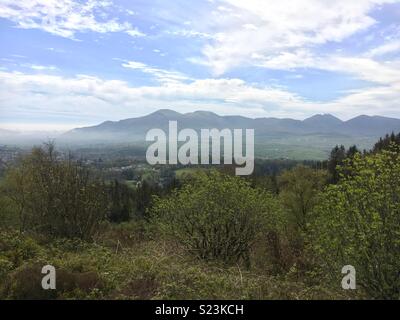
[60,109,400,148]
[72,110,400,129]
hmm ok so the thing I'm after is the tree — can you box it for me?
[311,147,400,299]
[327,145,346,183]
[3,143,107,240]
[372,132,400,153]
[346,145,359,158]
[151,171,281,265]
[278,165,328,232]
[135,180,161,219]
[107,180,135,223]
[275,166,328,271]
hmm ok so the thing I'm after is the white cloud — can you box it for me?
[126,9,136,16]
[254,50,400,86]
[192,0,399,75]
[121,60,192,84]
[1,70,400,131]
[24,64,58,71]
[165,29,215,39]
[0,0,145,39]
[126,28,145,37]
[324,57,400,84]
[366,40,400,57]
[1,0,400,129]
[253,49,317,70]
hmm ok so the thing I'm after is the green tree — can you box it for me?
[311,147,400,299]
[151,171,281,265]
[327,145,346,183]
[346,145,359,158]
[136,180,161,219]
[3,143,107,240]
[278,165,328,232]
[372,132,400,153]
[107,180,134,223]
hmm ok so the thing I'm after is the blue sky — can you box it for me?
[0,0,400,131]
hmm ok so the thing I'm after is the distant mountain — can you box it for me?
[62,109,253,143]
[302,114,343,132]
[61,109,400,143]
[343,115,400,135]
[57,110,400,159]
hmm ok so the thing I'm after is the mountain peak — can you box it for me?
[149,109,182,117]
[303,114,342,123]
[185,110,219,117]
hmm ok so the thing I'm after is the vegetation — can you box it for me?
[311,146,400,299]
[152,171,281,265]
[3,144,107,240]
[372,132,400,153]
[0,135,399,300]
[278,165,328,232]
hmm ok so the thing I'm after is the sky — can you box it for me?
[0,0,400,131]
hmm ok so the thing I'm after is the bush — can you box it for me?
[278,165,327,232]
[3,143,107,240]
[106,180,135,223]
[151,171,282,265]
[0,231,43,269]
[311,148,400,299]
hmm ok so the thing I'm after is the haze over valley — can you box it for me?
[2,110,400,160]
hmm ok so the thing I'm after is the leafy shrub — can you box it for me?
[0,231,43,269]
[151,171,282,265]
[278,165,328,232]
[311,148,400,299]
[3,143,107,240]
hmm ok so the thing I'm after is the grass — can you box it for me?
[0,224,356,300]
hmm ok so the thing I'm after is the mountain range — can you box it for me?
[55,110,400,159]
[3,110,400,159]
[61,109,400,143]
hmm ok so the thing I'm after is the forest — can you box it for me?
[0,132,399,300]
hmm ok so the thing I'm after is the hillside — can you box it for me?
[58,110,400,159]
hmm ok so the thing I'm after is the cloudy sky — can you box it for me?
[0,0,400,131]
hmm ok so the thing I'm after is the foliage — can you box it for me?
[278,165,328,232]
[106,180,135,223]
[372,132,400,153]
[1,136,399,300]
[311,147,400,299]
[135,180,163,219]
[151,171,282,265]
[327,145,346,183]
[0,229,351,300]
[327,144,360,184]
[2,143,107,240]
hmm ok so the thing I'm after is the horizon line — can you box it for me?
[2,109,400,133]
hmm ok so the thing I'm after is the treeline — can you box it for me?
[327,131,400,184]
